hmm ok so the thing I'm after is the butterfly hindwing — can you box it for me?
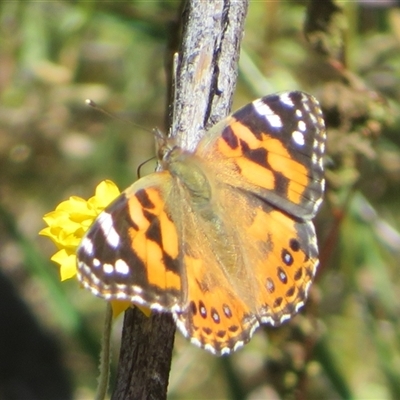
[172,179,319,355]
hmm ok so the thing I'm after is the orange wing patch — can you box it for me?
[249,208,318,324]
[126,184,181,292]
[216,119,309,205]
[175,255,258,355]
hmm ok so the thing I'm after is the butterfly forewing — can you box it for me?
[77,171,184,311]
[197,91,325,219]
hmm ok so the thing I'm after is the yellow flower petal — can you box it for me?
[60,255,78,281]
[57,197,97,221]
[110,301,131,318]
[96,180,120,204]
[51,249,77,280]
[136,304,152,318]
[39,181,119,280]
[39,226,52,238]
[110,301,152,318]
[56,196,86,211]
[88,180,121,212]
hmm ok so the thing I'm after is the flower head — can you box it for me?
[40,180,139,317]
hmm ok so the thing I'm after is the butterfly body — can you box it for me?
[77,91,326,355]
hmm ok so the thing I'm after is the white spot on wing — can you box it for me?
[150,302,165,311]
[221,347,232,355]
[93,258,100,267]
[81,263,91,276]
[98,212,120,248]
[89,285,100,297]
[312,153,318,165]
[292,130,305,146]
[170,304,181,313]
[249,320,260,336]
[81,237,94,255]
[295,301,305,313]
[191,337,203,348]
[115,259,130,275]
[204,343,217,354]
[303,102,311,113]
[298,120,307,132]
[315,196,324,209]
[103,263,114,274]
[90,275,101,286]
[278,92,295,107]
[279,314,291,323]
[232,340,244,352]
[260,315,275,325]
[252,99,283,128]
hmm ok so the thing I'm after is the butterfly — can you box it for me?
[77,91,326,355]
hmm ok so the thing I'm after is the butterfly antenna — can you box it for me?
[85,99,154,135]
[85,99,115,119]
[136,156,156,179]
[86,99,162,179]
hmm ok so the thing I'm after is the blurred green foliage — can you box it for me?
[0,1,400,399]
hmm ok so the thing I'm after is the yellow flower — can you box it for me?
[40,180,144,317]
[40,180,119,279]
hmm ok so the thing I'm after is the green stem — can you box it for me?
[95,302,113,400]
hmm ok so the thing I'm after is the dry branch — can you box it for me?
[111,2,249,399]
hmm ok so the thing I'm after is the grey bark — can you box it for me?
[111,1,249,399]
